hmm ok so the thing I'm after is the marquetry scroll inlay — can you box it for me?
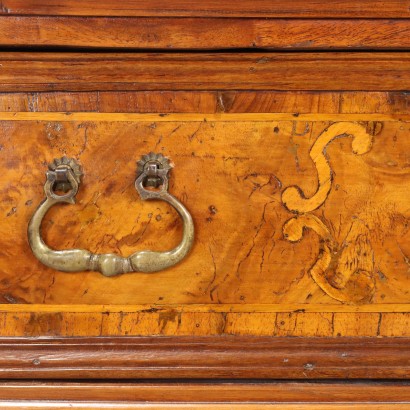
[282,122,374,213]
[282,122,381,304]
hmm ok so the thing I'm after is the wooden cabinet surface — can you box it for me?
[0,1,409,408]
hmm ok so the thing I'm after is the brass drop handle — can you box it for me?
[28,153,194,276]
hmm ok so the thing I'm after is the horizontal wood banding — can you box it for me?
[0,403,408,409]
[0,337,408,379]
[0,91,409,114]
[0,0,409,18]
[0,381,409,402]
[0,304,408,313]
[0,311,408,338]
[1,53,410,92]
[1,112,410,122]
[2,17,410,50]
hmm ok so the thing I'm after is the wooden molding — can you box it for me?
[0,404,407,410]
[0,381,409,405]
[0,336,408,379]
[0,53,410,92]
[1,17,410,50]
[0,0,409,18]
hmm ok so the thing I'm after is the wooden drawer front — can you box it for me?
[1,114,409,308]
[0,54,408,383]
[0,92,408,341]
[0,0,410,402]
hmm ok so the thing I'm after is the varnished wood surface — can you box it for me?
[2,17,410,50]
[0,337,408,379]
[2,112,410,122]
[1,116,409,306]
[0,91,409,340]
[0,303,408,312]
[1,403,408,409]
[1,53,410,92]
[0,91,409,114]
[0,311,408,337]
[0,7,410,409]
[0,381,409,402]
[0,0,409,18]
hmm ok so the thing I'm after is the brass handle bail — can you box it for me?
[28,153,194,276]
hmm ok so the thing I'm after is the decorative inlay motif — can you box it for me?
[282,122,373,214]
[282,122,380,304]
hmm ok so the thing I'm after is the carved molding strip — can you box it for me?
[0,336,408,379]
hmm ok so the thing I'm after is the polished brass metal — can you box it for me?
[28,154,194,276]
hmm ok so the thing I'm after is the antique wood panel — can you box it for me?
[1,115,409,307]
[1,0,409,18]
[0,90,409,344]
[2,17,410,49]
[0,85,408,385]
[0,2,409,402]
[1,53,410,92]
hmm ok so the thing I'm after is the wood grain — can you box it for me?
[0,381,409,402]
[0,337,408,379]
[0,5,409,399]
[1,112,410,121]
[2,17,410,49]
[0,0,409,18]
[0,311,408,337]
[1,118,409,306]
[1,53,410,92]
[0,303,408,312]
[0,91,409,115]
[0,90,408,338]
[1,403,408,409]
